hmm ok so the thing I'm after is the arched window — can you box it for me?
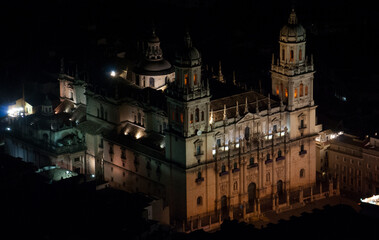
[195,108,199,122]
[300,169,305,178]
[290,50,294,62]
[180,113,184,123]
[248,183,256,210]
[234,162,238,169]
[282,49,285,60]
[278,149,282,157]
[305,85,308,96]
[285,88,288,98]
[197,196,202,205]
[197,171,202,179]
[149,77,155,87]
[245,126,250,140]
[267,153,271,160]
[201,111,204,121]
[138,112,141,124]
[194,74,197,85]
[172,110,175,121]
[294,88,298,98]
[276,85,279,95]
[190,114,193,124]
[184,74,188,86]
[249,157,254,165]
[299,49,302,60]
[277,180,283,194]
[300,83,303,97]
[221,165,226,173]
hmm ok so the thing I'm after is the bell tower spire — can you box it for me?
[271,9,315,111]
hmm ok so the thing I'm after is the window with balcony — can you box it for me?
[299,144,307,155]
[232,162,240,173]
[220,164,228,176]
[196,171,204,183]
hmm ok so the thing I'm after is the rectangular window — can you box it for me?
[217,139,222,148]
[121,147,126,159]
[196,145,201,155]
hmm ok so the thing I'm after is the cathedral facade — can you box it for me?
[99,10,333,230]
[4,9,338,231]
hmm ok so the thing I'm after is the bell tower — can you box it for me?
[271,9,315,111]
[165,32,211,141]
[165,32,213,221]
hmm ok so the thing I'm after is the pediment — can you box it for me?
[237,112,258,124]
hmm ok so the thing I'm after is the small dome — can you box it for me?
[139,59,172,72]
[148,30,160,43]
[279,9,306,43]
[174,32,201,67]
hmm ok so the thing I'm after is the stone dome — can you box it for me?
[279,9,306,43]
[148,30,160,43]
[174,32,201,67]
[139,59,172,72]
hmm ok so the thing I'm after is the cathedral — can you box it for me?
[4,9,338,231]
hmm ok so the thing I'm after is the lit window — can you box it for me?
[276,85,279,95]
[180,113,184,123]
[184,74,188,85]
[190,114,193,124]
[294,88,298,98]
[194,74,197,85]
[285,88,288,98]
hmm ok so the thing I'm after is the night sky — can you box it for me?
[1,0,379,133]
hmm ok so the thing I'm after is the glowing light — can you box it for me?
[236,143,239,148]
[225,146,229,151]
[212,149,216,155]
[281,132,285,136]
[110,71,116,77]
[5,127,11,131]
[338,131,344,135]
[160,142,165,148]
[135,132,142,139]
[361,195,379,206]
[91,174,95,178]
[7,107,24,117]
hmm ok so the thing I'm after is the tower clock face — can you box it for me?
[197,130,202,136]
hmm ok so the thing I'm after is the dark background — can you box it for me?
[1,0,379,136]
